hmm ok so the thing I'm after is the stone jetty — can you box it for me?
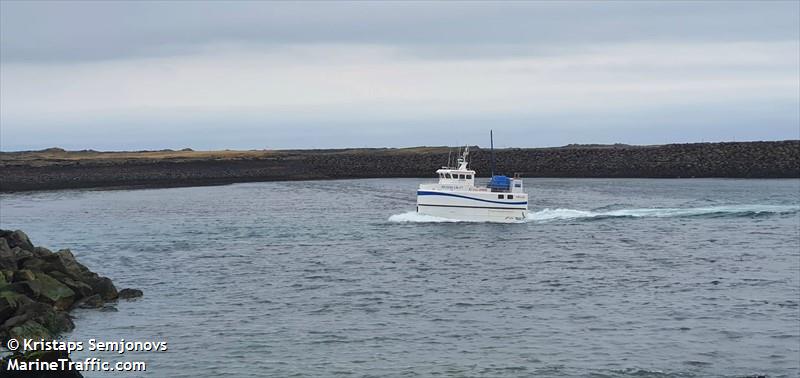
[0,230,141,377]
[0,140,798,192]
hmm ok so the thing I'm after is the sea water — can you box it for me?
[1,178,798,377]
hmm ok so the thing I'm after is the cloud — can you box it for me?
[3,42,795,119]
[0,1,798,150]
[2,1,797,62]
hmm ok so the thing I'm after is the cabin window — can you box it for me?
[515,183,521,187]
[459,174,465,179]
[508,195,514,199]
[498,194,504,199]
[467,175,472,179]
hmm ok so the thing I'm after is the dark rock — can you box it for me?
[0,229,129,352]
[8,320,53,340]
[0,230,34,252]
[4,300,51,329]
[0,349,84,378]
[117,288,143,299]
[1,297,73,340]
[0,290,33,309]
[42,249,89,281]
[32,247,53,258]
[11,269,35,282]
[0,243,17,271]
[0,296,15,320]
[5,281,38,298]
[37,310,74,335]
[11,247,33,260]
[86,276,118,301]
[17,273,76,310]
[0,247,33,271]
[47,271,94,299]
[19,257,46,271]
[1,141,797,192]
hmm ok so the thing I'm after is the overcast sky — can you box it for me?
[1,1,798,151]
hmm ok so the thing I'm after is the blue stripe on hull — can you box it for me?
[417,190,528,206]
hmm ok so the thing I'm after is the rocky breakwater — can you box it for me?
[0,229,142,377]
[0,141,798,192]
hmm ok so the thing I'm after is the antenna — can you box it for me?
[490,130,496,177]
[447,148,452,168]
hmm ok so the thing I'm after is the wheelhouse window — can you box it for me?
[498,194,504,199]
[508,195,514,199]
[466,175,472,179]
[459,174,465,179]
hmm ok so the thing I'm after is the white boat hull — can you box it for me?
[416,190,527,223]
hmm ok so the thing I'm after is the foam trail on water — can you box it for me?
[389,205,799,224]
[388,211,468,223]
[525,204,800,222]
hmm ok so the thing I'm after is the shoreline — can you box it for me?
[0,230,142,377]
[4,176,800,197]
[1,141,798,193]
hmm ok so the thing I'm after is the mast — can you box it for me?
[457,146,469,170]
[447,148,452,168]
[490,130,496,177]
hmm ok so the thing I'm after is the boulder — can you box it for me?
[0,230,34,252]
[118,288,143,299]
[5,297,51,326]
[0,248,32,271]
[0,291,33,309]
[37,309,74,335]
[2,299,73,340]
[86,276,117,300]
[12,269,35,283]
[11,247,33,261]
[23,273,76,310]
[1,270,13,282]
[47,271,94,299]
[19,257,46,271]
[8,320,52,340]
[0,229,129,355]
[0,244,16,271]
[42,249,89,280]
[0,296,15,320]
[5,280,31,297]
[31,247,53,258]
[0,349,84,378]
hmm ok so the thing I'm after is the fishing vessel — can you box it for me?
[416,132,528,223]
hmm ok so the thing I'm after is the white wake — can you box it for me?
[388,211,468,223]
[388,205,799,224]
[526,205,799,222]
